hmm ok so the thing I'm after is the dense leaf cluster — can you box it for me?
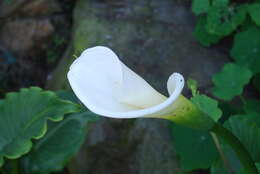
[170,0,260,173]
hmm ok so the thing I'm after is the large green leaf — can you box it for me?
[225,113,260,162]
[206,5,247,36]
[0,87,80,166]
[192,0,210,15]
[170,123,218,170]
[191,94,222,121]
[193,16,222,46]
[212,63,252,101]
[247,3,260,27]
[231,27,260,74]
[21,111,99,174]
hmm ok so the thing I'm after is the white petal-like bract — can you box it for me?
[67,46,184,119]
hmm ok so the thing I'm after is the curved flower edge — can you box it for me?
[68,71,184,119]
[67,46,215,130]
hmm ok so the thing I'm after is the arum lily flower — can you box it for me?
[67,46,214,130]
[67,46,260,174]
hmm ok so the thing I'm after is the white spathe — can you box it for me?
[67,46,184,119]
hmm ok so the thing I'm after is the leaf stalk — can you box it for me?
[211,123,259,174]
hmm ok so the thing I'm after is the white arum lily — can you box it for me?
[68,46,259,174]
[67,46,214,130]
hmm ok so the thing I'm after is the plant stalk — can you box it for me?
[210,132,235,174]
[163,95,258,173]
[211,123,258,174]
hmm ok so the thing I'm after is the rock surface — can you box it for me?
[0,18,54,55]
[67,0,229,174]
[0,0,73,93]
[0,0,60,18]
[72,0,228,95]
[0,0,27,18]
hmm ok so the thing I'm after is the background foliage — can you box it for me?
[169,0,260,173]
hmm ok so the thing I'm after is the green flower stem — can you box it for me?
[210,132,234,174]
[163,95,215,130]
[211,123,259,174]
[162,95,258,174]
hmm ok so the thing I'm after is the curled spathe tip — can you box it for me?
[67,46,184,119]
